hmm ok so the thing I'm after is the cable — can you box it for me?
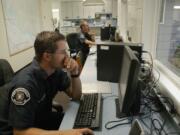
[105,117,133,130]
[142,50,153,69]
[142,51,154,81]
[159,96,176,114]
[167,131,180,135]
[151,118,168,135]
[136,53,179,135]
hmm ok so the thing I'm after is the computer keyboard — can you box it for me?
[73,93,102,129]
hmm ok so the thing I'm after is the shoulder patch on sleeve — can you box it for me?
[11,88,31,105]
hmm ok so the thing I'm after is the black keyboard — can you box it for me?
[73,93,102,129]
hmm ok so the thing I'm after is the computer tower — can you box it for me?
[100,27,110,40]
[100,27,116,41]
[97,42,143,82]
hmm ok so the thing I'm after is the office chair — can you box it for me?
[0,59,14,124]
[0,59,14,87]
[66,33,83,70]
[66,33,82,55]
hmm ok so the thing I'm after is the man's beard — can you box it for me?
[50,59,63,70]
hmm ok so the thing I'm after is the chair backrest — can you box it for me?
[0,59,14,87]
[66,33,82,52]
[66,33,84,69]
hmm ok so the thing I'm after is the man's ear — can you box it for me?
[42,52,52,62]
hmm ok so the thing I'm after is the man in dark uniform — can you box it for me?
[0,31,93,135]
[79,20,96,65]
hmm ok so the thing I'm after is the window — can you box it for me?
[156,0,180,77]
[159,0,166,24]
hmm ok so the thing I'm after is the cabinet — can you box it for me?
[60,27,77,36]
[83,5,103,19]
[62,1,84,19]
[61,2,73,19]
[103,0,112,13]
[83,6,94,18]
[112,0,117,18]
[61,0,116,19]
[72,2,83,19]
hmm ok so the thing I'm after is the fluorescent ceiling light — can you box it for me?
[52,9,59,12]
[174,6,180,9]
[83,0,104,6]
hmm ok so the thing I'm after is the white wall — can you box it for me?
[156,0,174,63]
[128,0,143,42]
[117,0,128,41]
[40,0,54,31]
[52,0,61,28]
[0,1,34,72]
[0,0,53,72]
[141,0,160,57]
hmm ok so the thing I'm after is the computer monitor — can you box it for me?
[97,42,143,82]
[115,46,141,118]
[100,26,116,41]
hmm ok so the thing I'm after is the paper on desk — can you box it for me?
[82,81,112,93]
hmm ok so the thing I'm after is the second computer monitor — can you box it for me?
[115,46,141,118]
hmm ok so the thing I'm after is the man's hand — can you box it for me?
[64,57,79,76]
[88,31,95,42]
[14,127,93,135]
[60,128,94,135]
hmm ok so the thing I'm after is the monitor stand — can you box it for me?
[115,98,127,118]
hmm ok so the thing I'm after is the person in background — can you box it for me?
[55,27,60,33]
[79,20,96,65]
[0,31,93,135]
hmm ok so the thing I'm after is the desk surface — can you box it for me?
[95,38,142,47]
[59,47,180,135]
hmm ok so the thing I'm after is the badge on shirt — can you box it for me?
[11,88,31,105]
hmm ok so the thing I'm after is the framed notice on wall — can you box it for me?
[1,0,42,55]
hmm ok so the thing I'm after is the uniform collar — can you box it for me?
[31,58,49,80]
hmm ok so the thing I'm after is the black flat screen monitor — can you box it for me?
[115,46,141,118]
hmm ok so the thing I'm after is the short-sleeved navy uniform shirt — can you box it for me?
[79,32,93,55]
[0,59,70,134]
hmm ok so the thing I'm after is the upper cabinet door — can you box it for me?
[72,1,84,19]
[72,2,79,19]
[78,2,84,19]
[84,5,103,19]
[61,2,73,19]
[61,2,66,19]
[94,5,103,13]
[66,2,73,19]
[103,0,112,13]
[112,0,117,18]
[83,6,92,18]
